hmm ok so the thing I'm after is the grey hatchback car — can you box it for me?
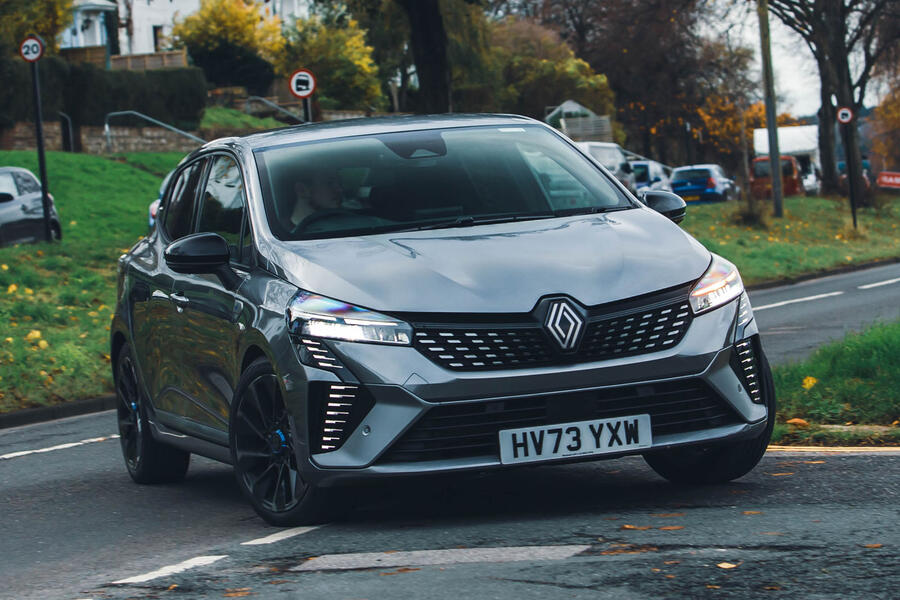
[111,115,773,525]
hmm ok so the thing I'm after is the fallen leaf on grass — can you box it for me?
[659,526,685,531]
[716,562,740,569]
[651,512,686,518]
[862,544,883,549]
[743,511,763,515]
[786,418,809,427]
[621,524,653,530]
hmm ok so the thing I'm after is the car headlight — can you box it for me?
[689,255,743,314]
[286,291,412,345]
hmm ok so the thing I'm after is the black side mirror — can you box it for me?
[165,231,230,274]
[621,161,633,174]
[0,192,14,203]
[640,190,686,224]
[165,232,241,289]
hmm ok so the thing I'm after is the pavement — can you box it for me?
[1,264,898,599]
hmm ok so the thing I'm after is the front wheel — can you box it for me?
[230,359,331,525]
[643,352,775,484]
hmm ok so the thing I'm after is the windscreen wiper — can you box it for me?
[408,212,556,231]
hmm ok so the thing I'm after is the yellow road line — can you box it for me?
[767,445,900,453]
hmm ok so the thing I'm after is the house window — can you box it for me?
[153,26,164,52]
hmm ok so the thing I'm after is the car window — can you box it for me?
[254,125,632,241]
[633,163,649,183]
[0,173,17,196]
[197,154,248,263]
[671,169,710,182]
[14,172,41,194]
[163,160,204,241]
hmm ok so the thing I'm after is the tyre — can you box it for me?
[50,222,61,241]
[116,343,190,483]
[229,358,330,525]
[643,351,775,484]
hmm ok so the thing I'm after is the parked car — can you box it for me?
[750,156,803,199]
[148,171,174,231]
[670,164,738,202]
[575,141,637,194]
[112,115,774,525]
[632,160,672,192]
[0,167,61,247]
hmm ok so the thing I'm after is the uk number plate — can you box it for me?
[498,414,652,465]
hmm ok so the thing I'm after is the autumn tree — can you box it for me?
[0,0,73,55]
[871,90,900,171]
[171,0,284,94]
[278,15,383,110]
[768,0,900,199]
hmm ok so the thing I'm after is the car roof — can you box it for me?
[210,114,540,152]
[0,167,32,174]
[673,164,719,171]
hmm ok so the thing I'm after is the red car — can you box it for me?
[750,156,803,199]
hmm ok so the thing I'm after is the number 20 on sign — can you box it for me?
[19,37,44,63]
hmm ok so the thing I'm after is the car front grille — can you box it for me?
[412,297,692,371]
[379,379,740,463]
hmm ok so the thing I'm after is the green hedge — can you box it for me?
[0,58,207,131]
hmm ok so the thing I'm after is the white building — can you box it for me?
[64,0,311,56]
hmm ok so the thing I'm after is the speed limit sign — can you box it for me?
[19,36,44,63]
[837,106,854,124]
[289,69,316,99]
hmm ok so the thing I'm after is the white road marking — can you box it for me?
[0,435,119,461]
[753,291,844,311]
[112,555,228,585]
[857,277,900,290]
[241,526,321,546]
[293,545,591,572]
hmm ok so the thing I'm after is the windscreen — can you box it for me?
[254,125,633,241]
[671,168,710,182]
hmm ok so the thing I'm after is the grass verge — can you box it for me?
[199,106,282,131]
[771,320,900,445]
[683,195,900,285]
[0,150,164,412]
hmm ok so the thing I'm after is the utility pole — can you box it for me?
[757,0,783,218]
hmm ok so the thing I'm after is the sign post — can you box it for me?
[836,106,858,229]
[289,69,316,123]
[20,35,54,242]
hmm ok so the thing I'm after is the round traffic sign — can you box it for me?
[19,36,44,63]
[837,106,854,124]
[289,69,316,99]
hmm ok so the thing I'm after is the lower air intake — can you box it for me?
[732,338,763,404]
[309,383,374,452]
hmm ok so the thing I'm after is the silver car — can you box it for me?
[111,115,774,525]
[0,167,61,246]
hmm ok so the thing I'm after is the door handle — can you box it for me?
[170,292,190,308]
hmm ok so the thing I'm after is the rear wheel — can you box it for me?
[230,359,330,525]
[116,343,190,483]
[643,352,775,484]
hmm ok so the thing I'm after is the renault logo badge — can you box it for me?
[545,299,584,351]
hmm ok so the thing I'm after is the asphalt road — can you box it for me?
[1,264,898,600]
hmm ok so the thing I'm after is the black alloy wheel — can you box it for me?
[230,359,329,525]
[115,343,190,483]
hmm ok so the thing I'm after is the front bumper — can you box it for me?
[283,298,765,486]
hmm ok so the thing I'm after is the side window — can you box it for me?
[14,172,41,194]
[197,155,249,264]
[0,173,17,196]
[163,161,204,241]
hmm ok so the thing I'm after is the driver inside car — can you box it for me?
[288,170,345,228]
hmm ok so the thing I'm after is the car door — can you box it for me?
[134,158,206,420]
[166,153,254,439]
[0,172,24,245]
